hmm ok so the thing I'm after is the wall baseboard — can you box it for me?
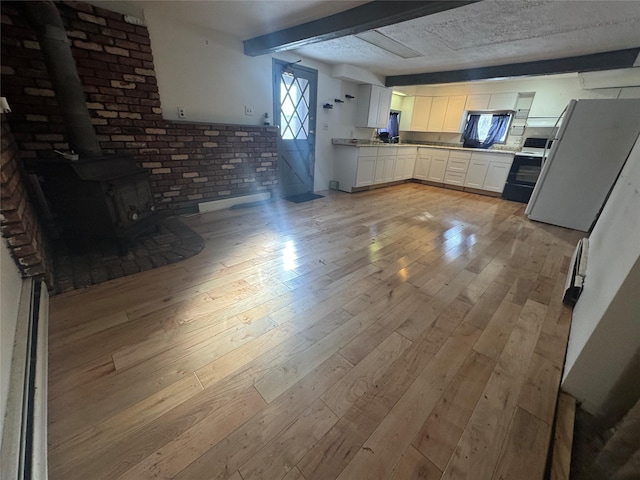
[198,192,271,213]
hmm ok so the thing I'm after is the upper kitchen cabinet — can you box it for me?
[355,84,393,128]
[442,95,467,132]
[465,94,490,110]
[487,92,518,110]
[427,96,449,132]
[399,96,432,132]
[465,93,518,111]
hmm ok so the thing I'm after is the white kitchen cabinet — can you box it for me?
[399,96,432,132]
[355,156,376,187]
[465,94,490,111]
[483,163,511,192]
[333,145,378,192]
[427,155,448,183]
[488,92,518,110]
[414,155,432,180]
[427,97,448,132]
[376,147,397,184]
[467,151,514,193]
[355,84,393,128]
[395,147,417,180]
[464,159,489,188]
[442,95,467,132]
[443,150,471,186]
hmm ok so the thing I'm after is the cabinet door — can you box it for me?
[464,160,489,188]
[376,87,393,128]
[411,96,432,131]
[427,156,447,182]
[488,93,517,110]
[403,153,416,179]
[427,97,448,132]
[355,157,376,187]
[465,94,490,111]
[483,162,510,192]
[383,156,396,182]
[399,96,415,131]
[374,157,386,184]
[355,84,380,128]
[442,95,467,132]
[414,156,431,180]
[394,156,405,180]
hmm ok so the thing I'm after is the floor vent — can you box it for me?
[0,278,49,479]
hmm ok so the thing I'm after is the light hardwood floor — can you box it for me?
[48,183,583,480]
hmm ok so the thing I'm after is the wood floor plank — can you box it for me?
[49,373,203,478]
[491,407,551,480]
[389,446,442,480]
[115,387,266,480]
[413,350,495,471]
[439,299,548,480]
[472,298,523,361]
[550,392,576,480]
[47,184,582,480]
[518,352,563,425]
[238,399,338,480]
[322,332,412,417]
[336,325,481,480]
[172,354,351,480]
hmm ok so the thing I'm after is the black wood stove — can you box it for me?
[22,1,158,251]
[27,155,157,250]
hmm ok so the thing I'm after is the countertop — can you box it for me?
[331,138,517,155]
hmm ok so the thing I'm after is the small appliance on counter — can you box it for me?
[502,137,550,203]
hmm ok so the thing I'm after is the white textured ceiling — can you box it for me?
[131,0,640,79]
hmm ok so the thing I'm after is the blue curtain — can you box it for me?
[388,112,399,137]
[463,114,510,149]
[481,114,510,148]
[462,114,481,148]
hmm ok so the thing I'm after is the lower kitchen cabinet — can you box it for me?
[464,159,489,188]
[334,143,512,194]
[413,155,431,180]
[465,151,514,193]
[427,156,448,182]
[483,162,511,192]
[355,156,376,187]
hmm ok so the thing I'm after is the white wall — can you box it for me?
[562,134,640,414]
[0,241,23,439]
[141,4,373,192]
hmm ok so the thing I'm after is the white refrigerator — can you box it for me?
[525,98,640,232]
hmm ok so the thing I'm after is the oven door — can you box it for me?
[503,155,543,203]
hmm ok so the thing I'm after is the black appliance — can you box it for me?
[502,137,551,203]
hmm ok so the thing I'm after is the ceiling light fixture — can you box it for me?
[355,30,422,59]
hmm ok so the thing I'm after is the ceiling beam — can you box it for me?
[386,48,640,86]
[243,0,480,57]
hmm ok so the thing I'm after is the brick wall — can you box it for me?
[1,1,278,213]
[1,114,53,284]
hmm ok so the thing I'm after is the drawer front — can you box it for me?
[358,147,378,157]
[444,171,466,186]
[470,151,513,164]
[446,159,469,173]
[448,150,472,161]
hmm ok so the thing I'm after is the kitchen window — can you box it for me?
[462,112,512,148]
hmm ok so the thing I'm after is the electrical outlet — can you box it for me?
[177,107,186,119]
[322,122,329,131]
[244,105,253,116]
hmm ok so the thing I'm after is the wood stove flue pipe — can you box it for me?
[24,1,102,158]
